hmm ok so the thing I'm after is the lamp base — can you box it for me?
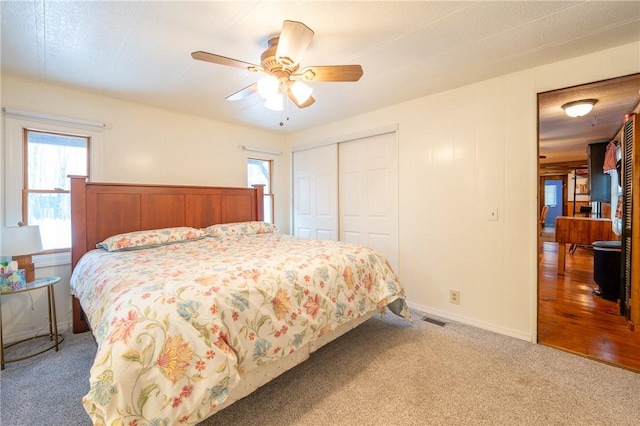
[13,255,35,283]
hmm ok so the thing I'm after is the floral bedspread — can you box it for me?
[71,232,408,425]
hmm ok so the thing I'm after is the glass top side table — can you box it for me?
[0,276,64,369]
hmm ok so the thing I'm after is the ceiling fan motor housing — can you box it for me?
[261,37,299,77]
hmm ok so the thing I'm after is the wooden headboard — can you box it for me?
[69,176,264,333]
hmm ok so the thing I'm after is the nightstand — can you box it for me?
[0,276,64,369]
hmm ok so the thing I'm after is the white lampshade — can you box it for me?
[257,76,279,100]
[561,99,597,118]
[290,81,313,104]
[1,226,43,256]
[265,93,284,111]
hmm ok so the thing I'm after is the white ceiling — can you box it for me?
[2,1,640,157]
[539,74,640,168]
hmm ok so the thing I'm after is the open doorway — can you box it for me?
[538,174,567,244]
[544,179,563,226]
[537,74,640,371]
[540,175,567,223]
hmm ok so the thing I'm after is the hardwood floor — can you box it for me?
[538,230,640,372]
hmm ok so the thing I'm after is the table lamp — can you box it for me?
[1,225,43,283]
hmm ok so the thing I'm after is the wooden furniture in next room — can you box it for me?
[555,216,615,275]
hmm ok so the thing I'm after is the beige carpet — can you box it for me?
[2,310,639,425]
[203,312,639,425]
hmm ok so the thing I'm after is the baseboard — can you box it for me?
[406,301,533,342]
[2,320,72,345]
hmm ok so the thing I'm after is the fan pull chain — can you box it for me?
[280,94,291,126]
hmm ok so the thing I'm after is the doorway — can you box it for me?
[539,175,567,227]
[543,180,562,226]
[537,74,640,371]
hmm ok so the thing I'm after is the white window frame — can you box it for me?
[242,147,280,225]
[3,110,105,266]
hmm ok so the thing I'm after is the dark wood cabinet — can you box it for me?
[587,142,611,202]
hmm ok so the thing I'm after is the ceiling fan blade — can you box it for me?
[191,51,260,71]
[226,83,258,101]
[275,20,314,67]
[297,65,363,82]
[286,88,315,108]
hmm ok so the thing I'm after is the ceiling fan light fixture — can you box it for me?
[561,99,598,118]
[192,20,362,111]
[257,75,279,100]
[265,93,284,111]
[290,81,313,104]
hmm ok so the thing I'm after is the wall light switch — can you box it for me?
[488,208,499,221]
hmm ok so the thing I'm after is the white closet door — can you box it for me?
[339,132,398,272]
[292,145,338,240]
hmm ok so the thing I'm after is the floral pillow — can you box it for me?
[97,227,207,252]
[204,221,278,237]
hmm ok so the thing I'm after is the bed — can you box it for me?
[69,176,409,425]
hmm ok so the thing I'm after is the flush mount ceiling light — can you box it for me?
[561,99,598,118]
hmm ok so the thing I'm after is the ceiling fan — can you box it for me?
[191,20,363,111]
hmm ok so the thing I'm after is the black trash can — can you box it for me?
[592,240,621,301]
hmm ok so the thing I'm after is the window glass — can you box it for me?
[247,158,271,193]
[25,130,89,250]
[247,158,273,223]
[544,184,557,207]
[27,132,87,190]
[262,195,273,224]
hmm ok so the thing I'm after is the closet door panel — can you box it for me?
[292,132,399,273]
[292,145,338,240]
[339,132,398,272]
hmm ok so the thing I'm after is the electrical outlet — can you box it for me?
[449,290,460,305]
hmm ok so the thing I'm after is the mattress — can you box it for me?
[70,227,409,425]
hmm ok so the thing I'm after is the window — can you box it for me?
[247,158,274,223]
[544,184,557,208]
[23,129,90,251]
